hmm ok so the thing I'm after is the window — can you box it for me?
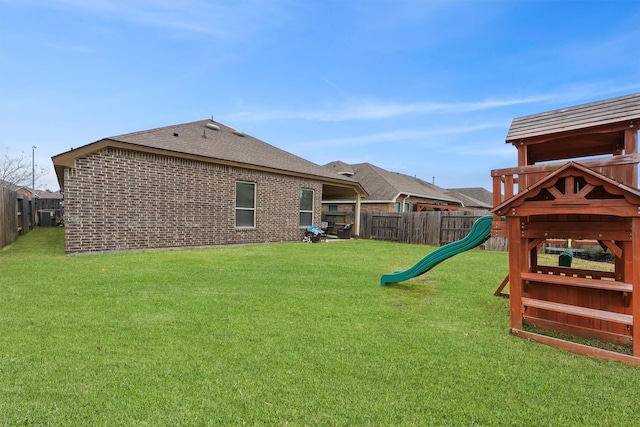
[235,181,255,227]
[328,205,338,212]
[404,202,410,212]
[394,202,401,213]
[299,189,314,227]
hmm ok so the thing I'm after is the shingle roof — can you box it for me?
[506,92,640,142]
[325,161,355,176]
[53,119,364,192]
[444,191,492,209]
[332,162,462,204]
[0,179,19,191]
[0,179,61,198]
[445,187,493,207]
[34,189,63,199]
[109,120,359,182]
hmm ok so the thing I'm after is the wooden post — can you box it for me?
[517,143,529,189]
[508,217,523,330]
[632,218,640,357]
[492,174,502,208]
[624,128,638,188]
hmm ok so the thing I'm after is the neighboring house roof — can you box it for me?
[0,179,33,195]
[444,191,492,209]
[1,180,63,200]
[324,161,462,205]
[506,92,640,143]
[34,189,63,199]
[325,161,355,176]
[445,187,493,208]
[0,179,18,190]
[52,119,366,195]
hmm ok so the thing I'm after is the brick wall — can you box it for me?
[63,147,322,254]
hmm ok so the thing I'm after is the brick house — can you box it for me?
[52,119,366,254]
[321,161,475,230]
[324,161,465,213]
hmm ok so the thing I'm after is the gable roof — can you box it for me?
[325,162,462,204]
[52,119,365,194]
[325,161,355,176]
[444,190,492,209]
[492,161,640,217]
[0,179,61,199]
[445,187,493,207]
[0,179,19,191]
[34,189,63,199]
[0,179,33,195]
[506,92,640,143]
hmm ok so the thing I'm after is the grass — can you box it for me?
[1,229,639,425]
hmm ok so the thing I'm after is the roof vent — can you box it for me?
[206,123,220,131]
[173,132,179,137]
[232,129,246,137]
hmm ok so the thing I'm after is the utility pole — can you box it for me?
[32,145,37,226]
[32,146,37,195]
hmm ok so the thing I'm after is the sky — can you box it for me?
[1,0,639,192]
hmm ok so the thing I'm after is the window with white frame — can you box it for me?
[235,181,256,227]
[299,189,314,227]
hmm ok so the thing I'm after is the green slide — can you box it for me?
[380,215,493,286]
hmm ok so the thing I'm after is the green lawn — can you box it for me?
[1,229,639,425]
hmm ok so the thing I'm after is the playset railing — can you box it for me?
[491,153,640,209]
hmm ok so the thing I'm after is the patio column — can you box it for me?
[354,192,361,237]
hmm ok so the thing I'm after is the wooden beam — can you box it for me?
[492,153,640,177]
[632,218,640,357]
[494,273,510,298]
[624,129,638,187]
[521,272,632,292]
[507,202,640,218]
[510,329,640,366]
[527,238,545,252]
[508,218,524,330]
[599,240,623,259]
[522,297,633,325]
[520,221,632,241]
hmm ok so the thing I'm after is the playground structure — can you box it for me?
[491,93,640,364]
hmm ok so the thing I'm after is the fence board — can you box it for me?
[359,210,507,250]
[0,186,19,249]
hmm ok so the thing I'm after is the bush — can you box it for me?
[576,246,614,263]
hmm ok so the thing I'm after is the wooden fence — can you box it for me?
[0,188,37,249]
[1,186,19,249]
[359,210,507,251]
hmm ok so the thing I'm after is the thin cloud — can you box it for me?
[442,143,514,158]
[228,95,558,122]
[51,0,291,40]
[293,123,506,149]
[227,84,640,124]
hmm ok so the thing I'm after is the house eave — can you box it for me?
[391,192,463,206]
[52,139,366,196]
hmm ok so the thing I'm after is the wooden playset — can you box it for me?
[490,93,640,364]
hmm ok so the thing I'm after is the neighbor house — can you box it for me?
[324,161,465,213]
[444,187,493,209]
[52,119,366,254]
[321,161,476,232]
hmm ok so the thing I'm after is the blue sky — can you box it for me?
[1,0,639,192]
